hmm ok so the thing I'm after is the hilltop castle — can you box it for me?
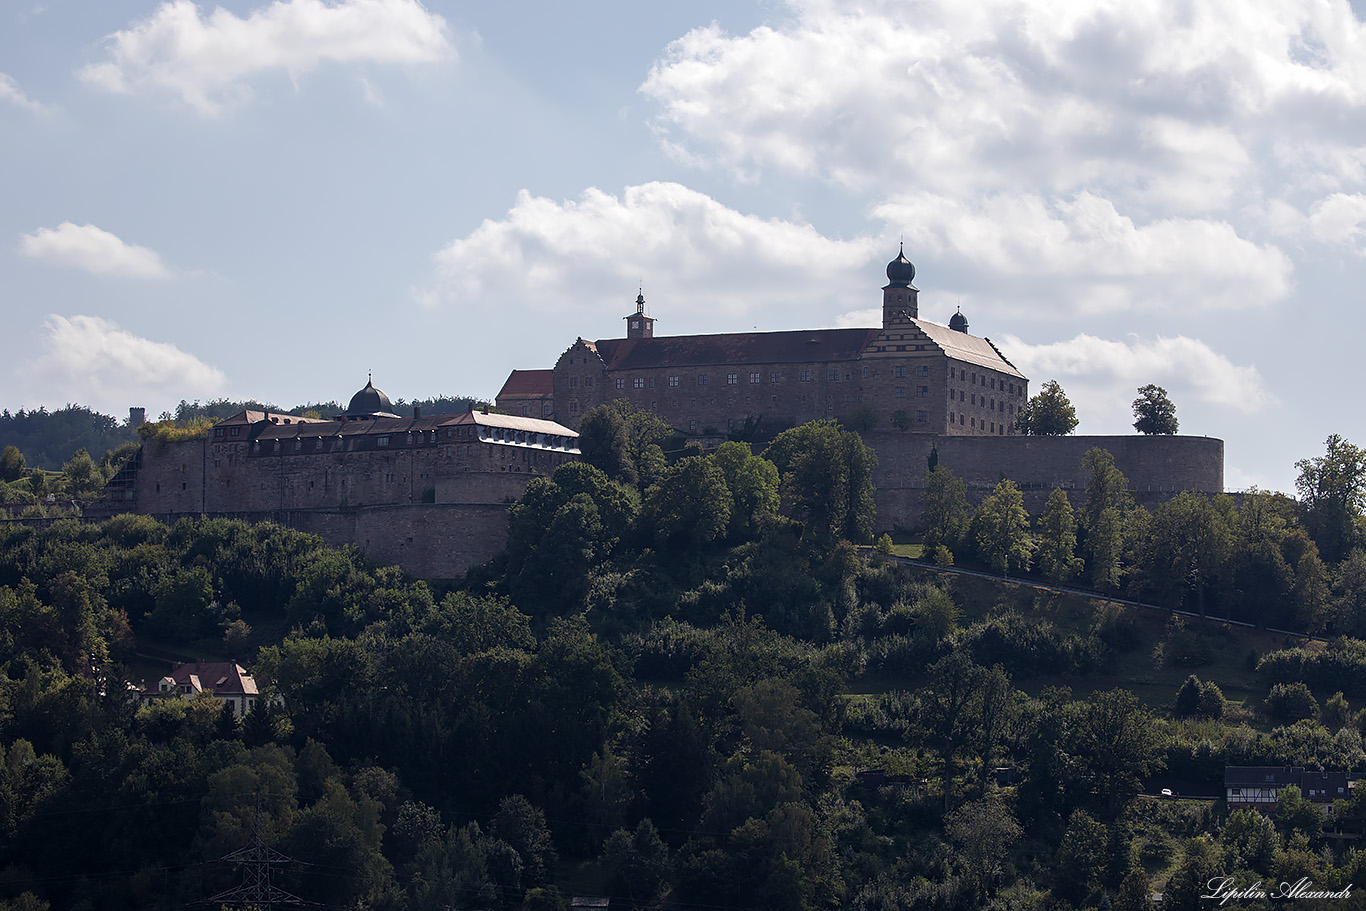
[498,247,1028,437]
[94,249,1223,577]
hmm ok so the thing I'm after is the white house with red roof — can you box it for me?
[141,661,263,718]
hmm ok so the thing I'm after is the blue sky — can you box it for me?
[5,0,1366,495]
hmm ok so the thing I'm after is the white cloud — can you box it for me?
[79,0,452,115]
[0,73,49,113]
[640,0,1366,295]
[1307,193,1366,248]
[26,316,226,412]
[642,0,1366,200]
[876,192,1293,315]
[20,222,172,280]
[1001,332,1274,429]
[428,181,879,324]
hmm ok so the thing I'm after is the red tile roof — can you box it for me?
[498,369,554,398]
[592,328,885,370]
[144,661,258,698]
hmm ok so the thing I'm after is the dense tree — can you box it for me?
[711,441,780,540]
[974,479,1031,575]
[1131,493,1233,614]
[1080,689,1164,816]
[1036,488,1082,582]
[1082,449,1131,590]
[0,405,137,470]
[919,466,969,554]
[918,651,987,811]
[1016,380,1079,436]
[945,797,1021,900]
[577,400,671,489]
[765,420,877,543]
[642,456,732,550]
[0,447,24,483]
[1295,434,1366,563]
[1131,384,1179,435]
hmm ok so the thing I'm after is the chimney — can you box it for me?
[414,405,422,419]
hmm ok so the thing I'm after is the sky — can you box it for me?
[5,0,1366,496]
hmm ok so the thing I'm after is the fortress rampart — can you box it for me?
[867,432,1225,529]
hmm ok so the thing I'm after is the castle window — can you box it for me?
[569,401,579,414]
[917,365,929,377]
[668,376,679,387]
[727,419,735,430]
[570,377,579,387]
[584,377,593,387]
[862,367,869,378]
[971,418,975,429]
[917,411,928,423]
[521,405,531,416]
[230,427,240,437]
[634,377,645,389]
[769,371,781,382]
[895,387,907,398]
[698,375,709,386]
[727,373,738,385]
[828,369,839,381]
[689,419,697,431]
[377,436,390,447]
[950,413,956,424]
[960,369,966,381]
[750,372,760,384]
[214,428,224,438]
[543,403,553,416]
[918,386,929,397]
[295,439,302,450]
[648,377,655,388]
[616,378,626,389]
[894,366,906,378]
[800,370,811,382]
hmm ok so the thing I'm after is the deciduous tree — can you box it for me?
[1036,488,1082,582]
[974,479,1031,575]
[1131,384,1179,435]
[1295,434,1366,563]
[765,421,876,543]
[1016,380,1079,435]
[920,466,969,554]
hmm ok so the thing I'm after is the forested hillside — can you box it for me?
[0,408,1363,910]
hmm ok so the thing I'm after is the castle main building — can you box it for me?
[499,248,1029,437]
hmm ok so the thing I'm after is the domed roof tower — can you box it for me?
[343,374,399,420]
[881,243,919,328]
[949,307,969,333]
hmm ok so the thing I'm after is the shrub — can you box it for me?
[1265,682,1319,722]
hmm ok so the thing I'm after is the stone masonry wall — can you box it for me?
[865,432,1225,531]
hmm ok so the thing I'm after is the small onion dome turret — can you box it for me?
[346,375,396,417]
[885,244,915,287]
[949,307,969,333]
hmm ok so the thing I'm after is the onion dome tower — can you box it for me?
[882,243,919,328]
[949,307,969,333]
[624,290,655,339]
[343,374,400,420]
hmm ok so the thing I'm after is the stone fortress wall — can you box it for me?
[869,432,1226,528]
